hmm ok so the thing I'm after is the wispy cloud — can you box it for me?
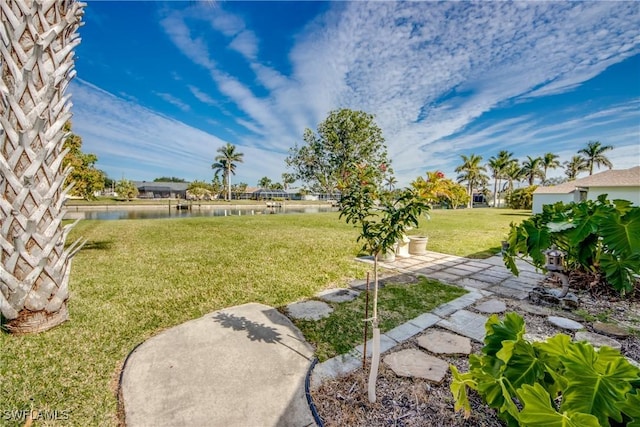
[70,79,286,185]
[154,91,191,112]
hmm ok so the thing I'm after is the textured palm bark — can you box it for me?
[0,0,85,333]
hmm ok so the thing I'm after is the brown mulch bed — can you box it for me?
[310,277,640,426]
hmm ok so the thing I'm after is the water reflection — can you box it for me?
[65,205,339,220]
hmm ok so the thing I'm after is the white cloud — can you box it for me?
[70,79,285,184]
[154,92,191,112]
[187,84,218,106]
[229,30,258,60]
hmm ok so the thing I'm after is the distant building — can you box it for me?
[134,181,189,199]
[532,166,640,214]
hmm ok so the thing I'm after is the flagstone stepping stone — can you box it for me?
[383,349,449,383]
[475,299,507,314]
[315,288,360,303]
[285,300,333,320]
[516,302,553,316]
[574,331,622,350]
[438,310,488,343]
[593,321,630,338]
[547,316,584,331]
[418,330,471,355]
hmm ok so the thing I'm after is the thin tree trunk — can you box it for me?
[1,0,85,334]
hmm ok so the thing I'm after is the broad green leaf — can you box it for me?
[517,383,600,427]
[449,365,476,417]
[561,342,640,425]
[548,221,576,233]
[620,391,640,427]
[502,340,546,389]
[484,313,525,357]
[523,221,550,265]
[600,207,640,256]
[600,252,640,294]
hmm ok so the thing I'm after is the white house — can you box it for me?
[532,166,640,214]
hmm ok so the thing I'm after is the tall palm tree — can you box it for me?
[384,175,398,192]
[564,155,588,180]
[212,143,244,201]
[455,154,488,208]
[487,150,514,208]
[1,1,85,334]
[503,161,523,199]
[521,156,544,186]
[541,152,560,184]
[578,141,613,175]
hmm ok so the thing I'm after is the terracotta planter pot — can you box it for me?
[408,236,428,255]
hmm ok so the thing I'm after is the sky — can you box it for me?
[71,1,640,188]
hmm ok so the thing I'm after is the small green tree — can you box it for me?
[187,180,212,200]
[287,108,390,195]
[115,179,138,201]
[62,122,105,200]
[339,162,429,403]
[506,185,538,209]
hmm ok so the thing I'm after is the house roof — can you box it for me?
[534,166,640,194]
[134,181,189,191]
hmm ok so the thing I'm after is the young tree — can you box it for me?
[115,179,139,201]
[455,154,488,208]
[286,109,390,195]
[564,155,588,180]
[1,1,85,333]
[578,140,613,175]
[212,143,244,201]
[521,156,544,186]
[541,152,560,184]
[62,122,105,200]
[412,171,469,209]
[339,162,429,403]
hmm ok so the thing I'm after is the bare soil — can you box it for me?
[310,279,640,427]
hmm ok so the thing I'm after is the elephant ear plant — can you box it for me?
[338,162,429,403]
[503,195,640,295]
[451,313,640,426]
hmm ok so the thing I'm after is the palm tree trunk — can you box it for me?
[1,0,85,334]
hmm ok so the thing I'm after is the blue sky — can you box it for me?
[71,1,640,187]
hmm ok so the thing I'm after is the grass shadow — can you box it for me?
[81,240,114,251]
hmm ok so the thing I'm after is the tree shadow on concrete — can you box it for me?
[212,312,281,343]
[212,312,311,361]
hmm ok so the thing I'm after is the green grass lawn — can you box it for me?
[415,207,530,258]
[293,276,466,361]
[0,208,529,426]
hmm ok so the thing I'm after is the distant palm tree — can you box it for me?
[503,161,524,199]
[212,143,244,200]
[521,156,544,186]
[578,141,613,175]
[384,175,398,192]
[455,154,488,208]
[564,155,588,180]
[487,150,515,208]
[541,152,561,184]
[258,176,272,189]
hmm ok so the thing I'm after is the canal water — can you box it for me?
[64,205,340,220]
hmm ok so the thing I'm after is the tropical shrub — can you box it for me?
[503,195,640,294]
[506,185,538,209]
[411,170,470,209]
[451,313,640,426]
